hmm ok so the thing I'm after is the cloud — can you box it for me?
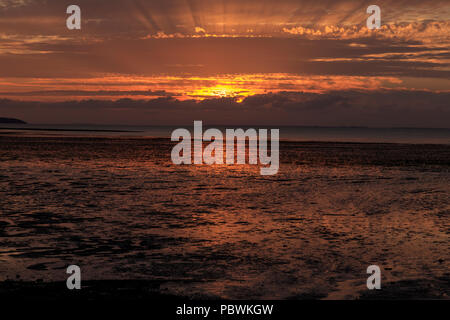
[1,0,449,39]
[1,90,449,128]
[0,0,447,81]
[1,36,449,80]
[283,21,450,44]
[0,0,30,9]
[0,74,416,102]
[0,89,174,97]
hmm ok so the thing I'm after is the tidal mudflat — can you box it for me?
[0,135,448,299]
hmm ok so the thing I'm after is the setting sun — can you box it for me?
[187,84,254,102]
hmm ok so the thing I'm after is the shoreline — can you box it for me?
[0,127,141,133]
[1,131,449,146]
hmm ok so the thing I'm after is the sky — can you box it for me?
[0,0,449,126]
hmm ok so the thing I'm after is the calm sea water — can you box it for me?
[1,124,450,144]
[0,134,449,299]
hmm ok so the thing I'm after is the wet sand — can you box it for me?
[0,136,448,299]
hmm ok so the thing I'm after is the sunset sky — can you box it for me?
[0,0,449,126]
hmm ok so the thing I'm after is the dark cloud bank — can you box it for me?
[1,90,449,128]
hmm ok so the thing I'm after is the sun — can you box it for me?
[187,84,253,102]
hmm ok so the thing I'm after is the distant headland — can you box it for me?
[0,117,27,124]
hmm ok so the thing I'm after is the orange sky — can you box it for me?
[0,0,449,126]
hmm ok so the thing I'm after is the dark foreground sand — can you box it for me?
[0,277,448,300]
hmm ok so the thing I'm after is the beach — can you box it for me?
[0,134,448,299]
